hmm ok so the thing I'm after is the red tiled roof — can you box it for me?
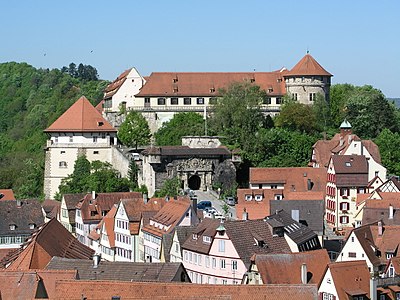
[137,71,287,97]
[103,68,131,99]
[327,260,370,300]
[0,189,15,200]
[285,54,332,77]
[54,280,318,300]
[89,205,117,246]
[253,249,330,284]
[44,96,116,133]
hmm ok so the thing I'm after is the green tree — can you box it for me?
[274,100,317,134]
[59,155,91,195]
[154,177,181,198]
[118,111,151,149]
[209,81,268,152]
[155,112,205,146]
[15,158,44,199]
[128,159,139,190]
[330,83,356,126]
[312,93,331,132]
[374,129,400,175]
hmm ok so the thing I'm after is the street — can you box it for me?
[194,190,236,220]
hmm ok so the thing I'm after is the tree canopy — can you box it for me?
[374,129,400,176]
[118,111,151,149]
[155,112,205,146]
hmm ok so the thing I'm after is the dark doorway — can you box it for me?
[188,175,201,190]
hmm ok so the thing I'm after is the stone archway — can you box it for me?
[188,175,201,190]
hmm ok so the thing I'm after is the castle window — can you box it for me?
[93,136,98,143]
[292,93,298,101]
[93,151,99,154]
[171,97,178,105]
[60,151,65,154]
[263,97,272,105]
[69,136,73,143]
[55,136,58,143]
[196,98,204,105]
[157,98,166,105]
[59,161,67,168]
[184,97,191,105]
[145,98,150,106]
[309,93,316,101]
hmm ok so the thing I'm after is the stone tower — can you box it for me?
[284,53,332,104]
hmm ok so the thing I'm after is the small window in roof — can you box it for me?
[346,162,351,167]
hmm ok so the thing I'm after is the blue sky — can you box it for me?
[1,1,399,97]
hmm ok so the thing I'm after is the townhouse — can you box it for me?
[182,218,291,285]
[141,197,198,262]
[59,193,85,234]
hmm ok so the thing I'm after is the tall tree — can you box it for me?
[154,177,181,198]
[209,81,268,152]
[374,129,400,175]
[118,111,151,149]
[155,112,205,146]
[274,100,317,134]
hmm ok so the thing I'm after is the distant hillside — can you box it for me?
[0,62,109,198]
[388,98,400,108]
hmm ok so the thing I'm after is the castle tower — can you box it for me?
[284,53,332,104]
[43,96,122,199]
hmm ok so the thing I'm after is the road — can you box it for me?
[194,190,236,220]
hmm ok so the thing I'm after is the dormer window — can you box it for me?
[97,121,104,126]
[210,87,215,93]
[193,234,198,240]
[59,161,67,168]
[275,194,283,200]
[345,162,351,167]
[29,223,35,230]
[9,224,16,230]
[245,194,252,201]
[268,88,273,93]
[173,77,178,83]
[203,236,211,243]
[173,87,178,93]
[255,195,262,201]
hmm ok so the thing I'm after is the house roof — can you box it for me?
[0,189,15,200]
[327,260,370,299]
[76,192,142,223]
[44,96,116,133]
[103,68,131,99]
[266,210,319,246]
[89,205,117,246]
[249,167,327,193]
[42,199,61,219]
[142,145,231,157]
[142,197,193,237]
[0,269,77,299]
[136,71,287,98]
[53,280,318,300]
[386,256,400,275]
[46,257,186,282]
[332,155,368,174]
[269,200,325,234]
[284,54,332,77]
[163,226,197,262]
[0,199,44,236]
[252,249,330,284]
[4,218,94,270]
[183,218,291,266]
[122,197,166,222]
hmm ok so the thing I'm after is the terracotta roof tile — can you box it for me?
[253,249,330,284]
[54,280,318,299]
[137,72,287,98]
[285,54,332,77]
[42,199,61,219]
[0,189,15,200]
[44,96,116,133]
[103,68,131,99]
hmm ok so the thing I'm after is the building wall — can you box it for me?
[114,204,133,262]
[318,268,339,299]
[59,198,72,233]
[285,76,331,104]
[169,231,183,263]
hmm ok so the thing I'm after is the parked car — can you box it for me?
[204,207,218,214]
[225,196,236,206]
[197,200,212,210]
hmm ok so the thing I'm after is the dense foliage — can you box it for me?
[154,177,181,198]
[56,155,131,199]
[0,62,108,199]
[118,111,151,149]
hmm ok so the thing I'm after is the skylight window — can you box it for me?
[345,162,351,167]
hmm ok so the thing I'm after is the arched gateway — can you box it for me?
[188,175,201,190]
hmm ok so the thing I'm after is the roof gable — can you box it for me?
[44,96,116,133]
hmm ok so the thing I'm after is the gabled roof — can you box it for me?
[142,197,194,237]
[183,218,291,266]
[46,257,187,282]
[122,197,166,222]
[252,249,330,284]
[285,54,332,77]
[386,256,400,275]
[53,280,318,300]
[0,269,77,299]
[326,260,370,299]
[89,205,117,246]
[77,192,142,223]
[266,210,320,247]
[42,199,61,219]
[103,68,132,99]
[136,71,287,98]
[4,218,94,270]
[44,96,116,133]
[332,155,368,174]
[0,189,15,200]
[0,199,44,236]
[249,167,327,193]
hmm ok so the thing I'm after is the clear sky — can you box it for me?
[1,1,399,97]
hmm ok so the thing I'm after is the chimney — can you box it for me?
[291,210,300,222]
[378,221,383,236]
[307,179,313,191]
[370,277,377,300]
[93,254,101,268]
[16,199,22,207]
[389,204,394,219]
[143,193,148,204]
[301,263,307,284]
[92,191,96,200]
[192,198,197,216]
[242,208,248,221]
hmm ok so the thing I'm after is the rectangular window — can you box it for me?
[219,240,225,252]
[340,202,349,211]
[194,253,198,264]
[60,150,65,154]
[205,256,210,267]
[93,151,99,154]
[263,97,272,105]
[340,188,349,197]
[232,260,237,270]
[184,97,191,105]
[171,97,178,105]
[309,93,316,101]
[276,97,282,105]
[198,255,202,266]
[145,97,150,105]
[93,136,98,143]
[157,98,166,105]
[220,259,226,269]
[55,136,58,143]
[341,216,349,224]
[189,252,192,262]
[212,257,216,268]
[69,136,73,143]
[292,93,298,100]
[196,97,204,105]
[348,252,356,258]
[59,161,67,168]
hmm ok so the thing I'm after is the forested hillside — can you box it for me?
[0,62,108,199]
